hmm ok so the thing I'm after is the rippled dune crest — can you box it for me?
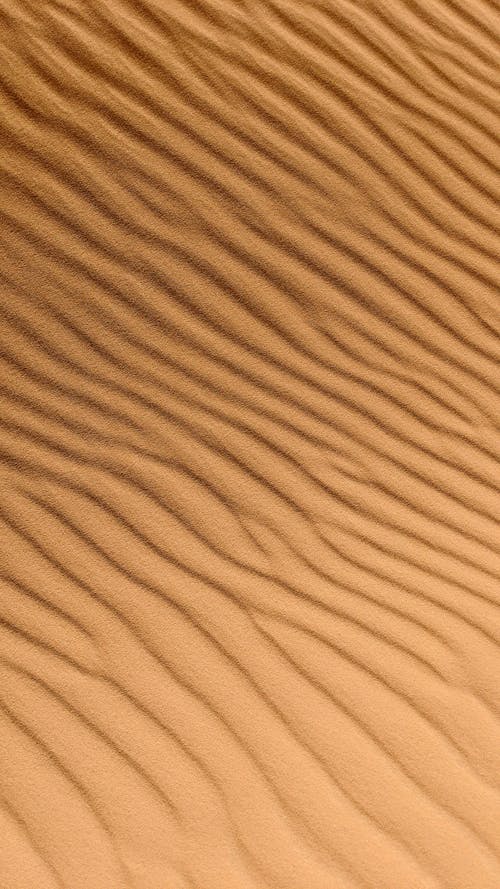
[0,1,499,887]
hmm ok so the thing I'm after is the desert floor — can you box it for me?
[0,1,499,887]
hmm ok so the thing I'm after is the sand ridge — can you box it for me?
[0,0,499,887]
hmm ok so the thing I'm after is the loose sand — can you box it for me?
[0,1,499,887]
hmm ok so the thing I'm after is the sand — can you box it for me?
[0,1,499,887]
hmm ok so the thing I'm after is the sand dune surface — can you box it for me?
[0,1,499,887]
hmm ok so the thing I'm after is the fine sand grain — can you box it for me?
[0,1,499,887]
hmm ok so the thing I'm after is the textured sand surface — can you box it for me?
[0,1,500,887]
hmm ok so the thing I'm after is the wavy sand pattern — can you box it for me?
[0,1,499,887]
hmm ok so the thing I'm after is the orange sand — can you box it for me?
[0,1,499,887]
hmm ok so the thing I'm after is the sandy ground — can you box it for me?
[0,1,499,887]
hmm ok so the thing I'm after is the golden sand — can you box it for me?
[0,1,499,887]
